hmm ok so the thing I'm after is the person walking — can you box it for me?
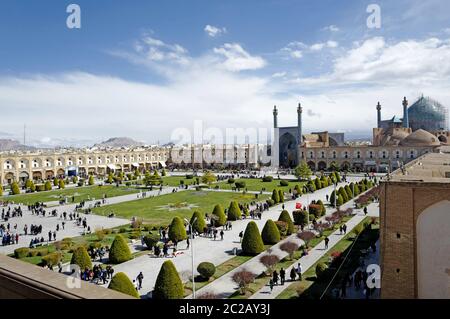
[220,230,224,240]
[324,236,329,249]
[272,270,279,285]
[239,231,243,243]
[280,268,286,285]
[269,279,274,293]
[342,224,347,234]
[136,272,144,290]
[186,237,190,249]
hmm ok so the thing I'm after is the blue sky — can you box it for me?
[0,0,449,146]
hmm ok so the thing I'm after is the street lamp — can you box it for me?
[184,217,197,299]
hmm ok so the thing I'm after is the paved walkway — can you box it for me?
[0,186,181,255]
[250,203,379,299]
[111,177,363,298]
[192,192,377,299]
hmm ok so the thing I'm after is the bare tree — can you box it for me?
[232,269,256,295]
[297,231,316,248]
[260,254,280,276]
[279,241,299,260]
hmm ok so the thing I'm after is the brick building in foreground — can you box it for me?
[380,149,450,298]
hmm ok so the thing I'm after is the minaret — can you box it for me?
[297,103,302,146]
[376,102,382,128]
[273,105,278,128]
[402,97,409,128]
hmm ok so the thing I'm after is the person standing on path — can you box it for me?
[239,231,243,243]
[186,237,190,249]
[297,263,303,281]
[324,236,330,249]
[220,230,224,240]
[290,268,296,282]
[280,268,286,285]
[342,224,347,234]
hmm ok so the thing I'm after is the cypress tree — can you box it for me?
[190,211,206,234]
[278,189,284,203]
[278,210,294,235]
[227,201,242,221]
[261,220,281,244]
[11,182,20,195]
[271,189,280,203]
[153,260,184,299]
[108,272,140,298]
[211,204,227,226]
[109,235,132,264]
[168,216,187,242]
[241,221,265,255]
[70,246,92,270]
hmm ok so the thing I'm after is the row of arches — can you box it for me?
[1,153,166,171]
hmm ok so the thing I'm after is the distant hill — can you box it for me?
[0,139,35,152]
[94,137,144,148]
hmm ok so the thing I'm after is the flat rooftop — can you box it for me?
[388,151,450,183]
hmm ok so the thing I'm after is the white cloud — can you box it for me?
[323,25,339,32]
[310,41,339,51]
[290,50,303,59]
[128,36,190,66]
[213,43,266,71]
[204,25,227,37]
[310,43,325,51]
[272,72,286,78]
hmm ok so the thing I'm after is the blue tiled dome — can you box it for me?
[408,96,448,131]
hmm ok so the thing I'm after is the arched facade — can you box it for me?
[0,148,170,185]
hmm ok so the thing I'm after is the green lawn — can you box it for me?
[1,185,140,205]
[215,178,306,193]
[161,175,199,187]
[91,190,269,225]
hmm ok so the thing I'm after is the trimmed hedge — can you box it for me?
[168,216,187,242]
[280,180,289,187]
[261,220,281,245]
[212,204,227,227]
[278,210,294,235]
[315,262,328,281]
[292,210,308,226]
[197,262,216,280]
[109,235,132,264]
[143,232,160,249]
[262,176,273,182]
[14,247,30,258]
[153,260,184,299]
[108,272,140,298]
[227,201,242,221]
[70,246,92,270]
[190,211,206,234]
[241,221,265,255]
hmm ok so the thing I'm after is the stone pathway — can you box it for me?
[110,177,363,298]
[250,203,379,299]
[192,193,377,299]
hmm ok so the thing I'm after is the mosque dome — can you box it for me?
[399,129,441,147]
[408,96,449,131]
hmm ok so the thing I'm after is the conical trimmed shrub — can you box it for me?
[212,204,227,226]
[168,216,187,242]
[278,189,284,203]
[271,189,280,203]
[261,220,281,245]
[109,235,132,264]
[278,210,294,235]
[70,246,92,270]
[242,221,265,255]
[153,260,184,299]
[11,182,20,195]
[108,272,140,298]
[227,201,241,221]
[190,211,206,234]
